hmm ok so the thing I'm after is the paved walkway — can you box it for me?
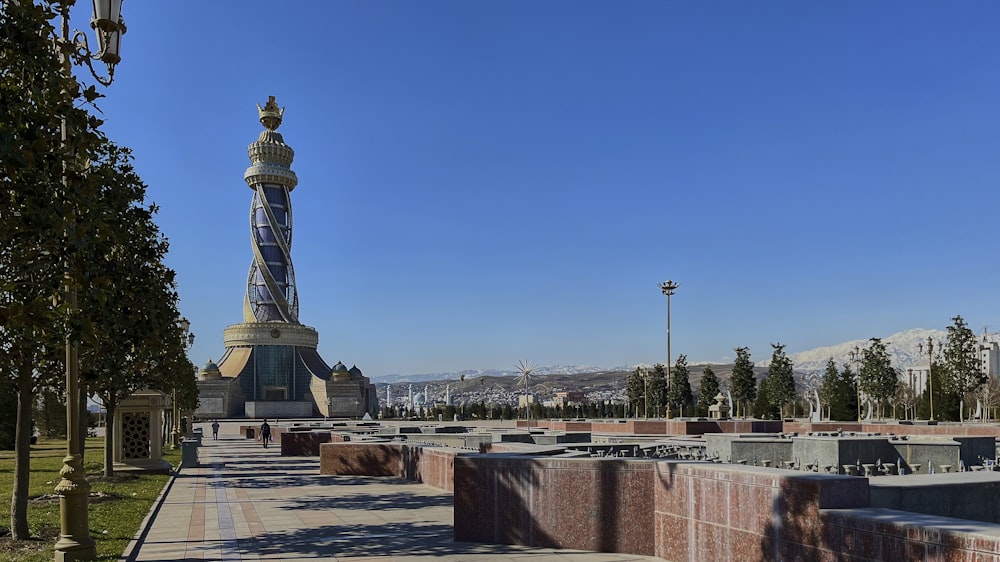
[126,426,661,561]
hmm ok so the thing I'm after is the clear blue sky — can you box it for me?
[82,1,1000,376]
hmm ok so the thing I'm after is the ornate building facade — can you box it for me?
[195,97,376,419]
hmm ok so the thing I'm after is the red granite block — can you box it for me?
[905,538,927,560]
[818,514,845,553]
[692,521,729,561]
[853,529,881,560]
[655,513,689,561]
[453,457,496,543]
[731,529,765,562]
[413,448,458,491]
[880,534,907,562]
[654,464,690,517]
[729,479,772,533]
[279,431,331,456]
[318,443,401,476]
[975,536,1000,553]
[453,456,655,556]
[693,471,729,526]
[942,546,975,562]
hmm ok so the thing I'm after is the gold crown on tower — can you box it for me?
[257,96,284,131]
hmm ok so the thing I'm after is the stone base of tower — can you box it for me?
[223,322,320,349]
[245,400,314,418]
[195,322,378,419]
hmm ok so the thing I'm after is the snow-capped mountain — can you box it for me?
[785,328,947,374]
[372,328,995,384]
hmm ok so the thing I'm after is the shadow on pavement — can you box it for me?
[278,489,453,511]
[192,522,537,559]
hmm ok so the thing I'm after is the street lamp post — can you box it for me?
[52,2,126,560]
[173,318,195,449]
[638,365,649,420]
[658,280,679,418]
[918,337,936,421]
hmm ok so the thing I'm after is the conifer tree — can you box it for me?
[730,347,756,418]
[835,364,860,421]
[697,366,720,417]
[668,355,693,416]
[942,315,986,422]
[767,343,796,418]
[649,363,668,417]
[819,358,839,420]
[859,338,898,419]
[626,367,645,418]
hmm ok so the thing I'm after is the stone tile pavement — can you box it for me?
[124,424,662,561]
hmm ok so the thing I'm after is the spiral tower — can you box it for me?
[244,96,299,323]
[201,96,378,420]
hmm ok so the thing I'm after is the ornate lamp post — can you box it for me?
[637,365,650,420]
[173,318,195,449]
[658,280,679,417]
[918,337,936,421]
[52,2,127,560]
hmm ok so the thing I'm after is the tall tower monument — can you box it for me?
[244,96,300,324]
[195,97,376,419]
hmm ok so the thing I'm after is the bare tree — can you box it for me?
[973,377,1000,423]
[893,383,917,421]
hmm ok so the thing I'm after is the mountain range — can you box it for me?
[371,327,992,384]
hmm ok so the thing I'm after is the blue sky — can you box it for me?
[80,1,1000,376]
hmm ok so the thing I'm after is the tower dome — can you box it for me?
[199,359,222,380]
[331,361,350,382]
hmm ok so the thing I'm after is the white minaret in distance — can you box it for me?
[446,384,451,405]
[408,384,413,412]
[386,384,392,405]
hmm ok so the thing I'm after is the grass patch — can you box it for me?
[0,437,179,562]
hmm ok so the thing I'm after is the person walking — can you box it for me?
[259,419,272,449]
[211,419,220,440]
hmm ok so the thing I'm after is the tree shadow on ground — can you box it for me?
[218,456,318,467]
[278,489,453,512]
[203,473,326,489]
[183,522,537,559]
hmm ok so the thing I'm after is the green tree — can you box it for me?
[625,367,645,418]
[942,315,987,422]
[767,343,796,418]
[858,338,898,419]
[76,140,189,477]
[818,359,839,420]
[0,0,116,539]
[752,375,781,419]
[730,347,756,418]
[696,366,720,417]
[917,359,959,421]
[831,364,859,421]
[648,363,667,417]
[667,355,693,416]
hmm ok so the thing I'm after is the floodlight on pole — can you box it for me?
[658,280,679,417]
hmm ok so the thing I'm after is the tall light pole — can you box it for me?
[173,318,195,449]
[52,2,126,560]
[918,337,935,421]
[658,280,679,418]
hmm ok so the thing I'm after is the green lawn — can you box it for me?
[0,437,179,562]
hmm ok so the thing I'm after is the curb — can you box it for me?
[117,465,179,562]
